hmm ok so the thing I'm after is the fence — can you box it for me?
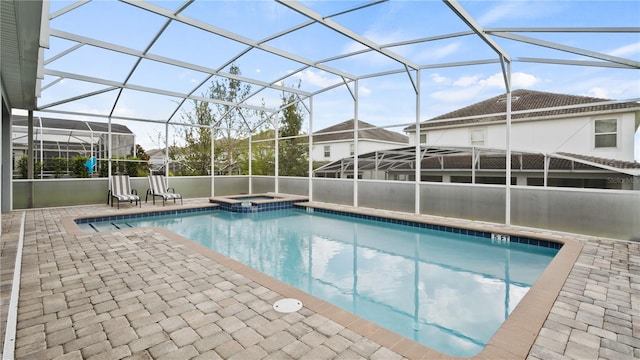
[12,176,639,240]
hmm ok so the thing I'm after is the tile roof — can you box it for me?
[314,119,409,144]
[405,89,640,131]
[556,152,640,169]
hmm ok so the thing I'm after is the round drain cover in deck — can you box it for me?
[273,298,302,313]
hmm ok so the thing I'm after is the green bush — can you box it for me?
[17,155,43,179]
[52,157,68,178]
[71,156,90,178]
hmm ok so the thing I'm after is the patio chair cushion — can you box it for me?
[147,175,182,204]
[109,175,140,208]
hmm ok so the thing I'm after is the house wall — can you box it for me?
[411,112,638,161]
[312,140,406,162]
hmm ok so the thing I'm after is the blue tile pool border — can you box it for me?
[74,206,220,225]
[213,199,308,213]
[301,206,562,250]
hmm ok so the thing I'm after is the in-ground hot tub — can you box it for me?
[209,193,308,212]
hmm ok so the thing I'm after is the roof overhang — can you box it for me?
[0,0,45,110]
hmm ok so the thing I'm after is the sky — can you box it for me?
[28,0,640,159]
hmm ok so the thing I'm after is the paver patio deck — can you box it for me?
[1,198,638,359]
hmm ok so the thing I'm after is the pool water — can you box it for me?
[78,208,557,357]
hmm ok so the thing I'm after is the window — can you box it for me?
[470,128,485,146]
[323,145,330,158]
[594,119,617,148]
[349,143,355,156]
[419,133,427,144]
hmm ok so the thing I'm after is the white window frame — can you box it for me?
[323,145,330,158]
[349,143,355,156]
[419,133,427,144]
[593,118,618,148]
[469,128,486,146]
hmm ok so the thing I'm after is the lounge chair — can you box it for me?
[146,175,183,206]
[108,175,140,209]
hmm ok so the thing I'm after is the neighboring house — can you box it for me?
[312,119,409,162]
[404,89,640,162]
[146,149,166,174]
[315,90,640,189]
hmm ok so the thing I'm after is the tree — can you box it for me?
[210,64,253,175]
[135,144,150,175]
[278,84,308,176]
[237,129,275,175]
[176,64,254,176]
[177,99,214,175]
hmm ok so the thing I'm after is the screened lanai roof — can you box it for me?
[313,146,640,177]
[11,115,133,147]
[3,0,639,137]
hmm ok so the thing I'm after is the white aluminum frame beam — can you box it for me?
[276,0,420,71]
[48,30,312,98]
[443,0,510,62]
[491,32,640,69]
[122,0,357,81]
[516,57,636,69]
[41,69,277,113]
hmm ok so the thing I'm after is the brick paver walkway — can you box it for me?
[1,199,638,359]
[527,239,640,360]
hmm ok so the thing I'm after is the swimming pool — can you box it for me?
[76,207,557,357]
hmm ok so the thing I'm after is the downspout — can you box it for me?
[27,111,34,208]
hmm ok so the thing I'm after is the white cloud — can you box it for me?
[477,1,562,26]
[607,42,640,58]
[427,71,541,108]
[359,86,372,96]
[437,71,540,90]
[344,40,367,54]
[416,42,462,62]
[512,72,540,88]
[430,73,450,84]
[454,75,481,87]
[294,69,339,88]
[255,68,261,73]
[430,88,484,104]
[477,2,522,25]
[586,87,610,99]
[477,72,539,89]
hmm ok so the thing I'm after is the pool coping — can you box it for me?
[208,192,309,205]
[60,200,582,359]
